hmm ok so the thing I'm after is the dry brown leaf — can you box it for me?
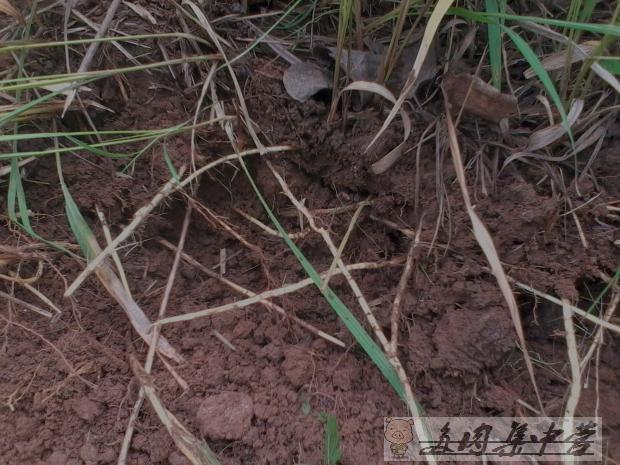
[443,72,518,123]
[282,61,331,102]
[326,42,437,96]
[521,22,620,95]
[328,47,382,82]
[524,41,598,79]
[0,0,24,25]
[526,99,584,151]
[123,0,157,25]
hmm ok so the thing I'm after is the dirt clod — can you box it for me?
[281,346,313,387]
[79,441,99,465]
[196,392,254,441]
[48,450,69,465]
[71,397,101,422]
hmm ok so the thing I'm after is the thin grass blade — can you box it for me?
[320,413,342,465]
[485,0,503,89]
[502,25,574,145]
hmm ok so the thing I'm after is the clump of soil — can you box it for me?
[197,392,254,441]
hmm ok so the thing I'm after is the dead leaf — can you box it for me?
[0,0,24,25]
[282,61,331,102]
[391,42,438,96]
[520,22,620,95]
[328,47,382,82]
[526,99,584,151]
[326,42,437,96]
[524,41,598,79]
[123,0,157,25]
[443,72,518,123]
[501,99,587,169]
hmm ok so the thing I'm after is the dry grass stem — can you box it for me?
[233,207,308,240]
[390,223,422,354]
[0,289,53,319]
[117,206,192,465]
[65,145,290,297]
[444,94,544,411]
[96,205,132,296]
[158,238,346,347]
[156,251,405,327]
[62,0,123,114]
[320,201,367,291]
[561,298,581,458]
[580,292,619,370]
[263,161,431,456]
[512,279,620,335]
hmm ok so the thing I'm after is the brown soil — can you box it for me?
[1,3,619,465]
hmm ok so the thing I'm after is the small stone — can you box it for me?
[196,392,253,441]
[282,346,312,387]
[48,451,68,465]
[71,397,101,422]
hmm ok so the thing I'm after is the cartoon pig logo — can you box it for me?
[384,417,415,459]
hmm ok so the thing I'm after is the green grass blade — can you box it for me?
[0,119,227,160]
[6,158,77,257]
[0,129,156,142]
[276,0,319,31]
[450,8,620,36]
[162,144,180,182]
[0,32,210,55]
[485,0,503,89]
[578,0,597,23]
[328,0,355,116]
[0,55,218,93]
[600,58,620,74]
[0,78,99,129]
[320,413,342,465]
[502,25,574,145]
[8,158,33,232]
[586,267,620,315]
[55,154,96,260]
[235,157,406,400]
